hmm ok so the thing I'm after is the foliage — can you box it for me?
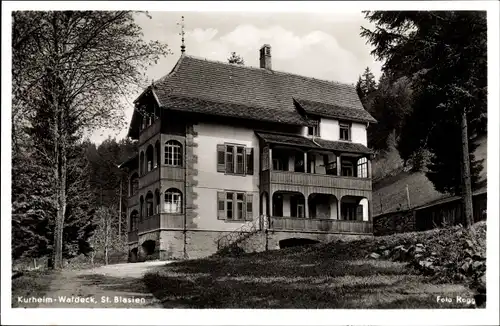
[361,11,487,195]
[355,67,377,107]
[12,11,169,268]
[227,52,245,65]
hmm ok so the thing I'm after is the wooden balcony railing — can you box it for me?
[269,216,372,234]
[128,193,139,207]
[136,213,185,234]
[139,119,161,145]
[270,171,371,191]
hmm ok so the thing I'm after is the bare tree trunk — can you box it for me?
[104,213,109,265]
[118,179,122,237]
[460,109,474,228]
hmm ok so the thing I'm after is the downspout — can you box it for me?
[183,122,188,259]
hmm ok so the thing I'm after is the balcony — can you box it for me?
[270,171,371,191]
[137,213,185,234]
[139,119,161,145]
[269,216,372,234]
[128,193,139,207]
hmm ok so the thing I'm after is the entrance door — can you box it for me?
[273,195,283,217]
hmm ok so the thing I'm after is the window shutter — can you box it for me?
[245,193,253,221]
[217,192,226,220]
[246,148,254,175]
[216,144,225,173]
[356,205,363,221]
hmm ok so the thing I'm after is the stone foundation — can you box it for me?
[129,229,373,261]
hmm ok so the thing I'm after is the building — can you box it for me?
[119,44,377,261]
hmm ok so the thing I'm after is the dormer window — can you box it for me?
[307,124,319,137]
[339,122,351,141]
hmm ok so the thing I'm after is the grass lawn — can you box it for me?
[11,269,58,308]
[144,242,476,309]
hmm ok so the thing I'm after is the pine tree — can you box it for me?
[361,11,487,227]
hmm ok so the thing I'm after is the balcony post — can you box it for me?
[338,198,342,220]
[336,154,341,176]
[304,151,308,173]
[268,147,273,171]
[367,157,372,179]
[304,194,309,219]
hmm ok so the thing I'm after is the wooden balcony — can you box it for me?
[269,216,372,234]
[160,166,185,181]
[128,193,139,207]
[137,213,185,234]
[128,230,138,243]
[270,171,371,191]
[139,168,160,189]
[139,119,161,145]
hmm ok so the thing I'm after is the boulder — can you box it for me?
[368,252,381,259]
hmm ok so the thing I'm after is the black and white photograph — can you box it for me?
[1,1,499,325]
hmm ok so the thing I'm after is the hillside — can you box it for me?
[372,136,487,216]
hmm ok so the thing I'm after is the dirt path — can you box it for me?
[31,261,170,308]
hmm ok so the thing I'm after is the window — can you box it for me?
[340,122,351,141]
[217,191,253,221]
[357,157,368,178]
[273,159,283,171]
[226,145,234,173]
[307,125,319,137]
[130,173,139,196]
[341,161,354,177]
[146,192,154,217]
[342,203,357,221]
[164,188,182,213]
[130,210,139,231]
[226,192,233,219]
[139,152,145,176]
[217,144,254,175]
[146,145,154,172]
[165,140,182,166]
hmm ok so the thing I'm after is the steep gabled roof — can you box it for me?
[148,55,375,125]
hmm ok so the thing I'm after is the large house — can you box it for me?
[119,44,377,261]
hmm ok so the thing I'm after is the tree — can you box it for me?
[12,11,170,269]
[361,11,487,227]
[356,67,377,106]
[227,52,245,65]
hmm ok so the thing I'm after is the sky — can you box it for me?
[91,11,383,143]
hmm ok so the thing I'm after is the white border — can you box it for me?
[2,1,499,325]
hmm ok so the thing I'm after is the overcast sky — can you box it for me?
[92,11,383,143]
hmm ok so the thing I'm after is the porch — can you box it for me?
[260,190,372,234]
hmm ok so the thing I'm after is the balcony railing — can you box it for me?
[128,193,139,207]
[270,170,371,191]
[136,213,185,234]
[269,216,372,234]
[139,119,161,144]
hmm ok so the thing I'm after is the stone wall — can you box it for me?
[373,210,416,236]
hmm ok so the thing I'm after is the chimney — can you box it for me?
[259,44,272,70]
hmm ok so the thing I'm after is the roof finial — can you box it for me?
[177,15,186,54]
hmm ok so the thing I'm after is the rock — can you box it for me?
[377,246,387,252]
[430,252,437,256]
[369,252,381,259]
[415,243,424,248]
[382,250,391,257]
[465,239,474,248]
[414,246,425,254]
[394,245,405,250]
[419,260,434,269]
